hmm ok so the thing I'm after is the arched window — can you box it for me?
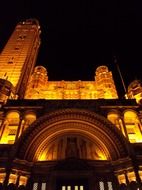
[0,111,20,144]
[24,112,36,129]
[107,112,120,129]
[107,111,126,136]
[124,110,142,143]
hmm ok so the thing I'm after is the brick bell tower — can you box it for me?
[0,19,41,100]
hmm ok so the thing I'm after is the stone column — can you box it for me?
[15,114,23,141]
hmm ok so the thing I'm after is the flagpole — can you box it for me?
[113,56,127,97]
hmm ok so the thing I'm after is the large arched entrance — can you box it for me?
[15,108,129,190]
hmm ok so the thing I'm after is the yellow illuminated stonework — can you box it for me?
[0,19,142,190]
[19,176,28,186]
[8,174,17,184]
[0,19,41,99]
[0,111,36,144]
[107,110,142,143]
[25,65,118,99]
[117,174,126,184]
[124,110,142,143]
[0,172,6,183]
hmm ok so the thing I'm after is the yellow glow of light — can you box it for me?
[107,113,119,125]
[0,129,16,144]
[124,111,142,143]
[97,152,107,160]
[0,136,15,144]
[138,170,142,180]
[19,176,28,186]
[0,173,6,183]
[6,111,19,120]
[38,152,47,161]
[117,174,126,184]
[129,133,142,143]
[99,154,107,160]
[127,171,136,182]
[8,174,17,184]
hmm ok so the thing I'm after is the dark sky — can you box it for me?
[0,0,142,97]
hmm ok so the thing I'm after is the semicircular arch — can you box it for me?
[16,108,130,161]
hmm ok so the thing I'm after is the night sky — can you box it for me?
[0,0,142,97]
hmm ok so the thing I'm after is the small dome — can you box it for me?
[127,80,142,104]
[95,65,109,75]
[128,80,142,92]
[34,66,48,75]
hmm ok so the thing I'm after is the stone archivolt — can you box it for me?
[16,108,129,162]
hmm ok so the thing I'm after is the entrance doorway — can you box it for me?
[56,178,89,190]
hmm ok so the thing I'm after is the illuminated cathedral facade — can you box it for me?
[0,19,142,190]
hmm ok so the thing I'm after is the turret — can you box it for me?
[127,80,142,104]
[95,65,118,99]
[24,66,48,98]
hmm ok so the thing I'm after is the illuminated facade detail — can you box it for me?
[37,135,108,161]
[0,19,41,100]
[107,110,142,143]
[0,19,142,190]
[0,111,36,144]
[0,172,6,183]
[124,110,142,143]
[25,65,118,99]
[95,66,118,99]
[0,111,20,144]
[127,80,142,104]
[117,174,126,184]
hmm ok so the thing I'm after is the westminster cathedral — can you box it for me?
[0,19,142,190]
